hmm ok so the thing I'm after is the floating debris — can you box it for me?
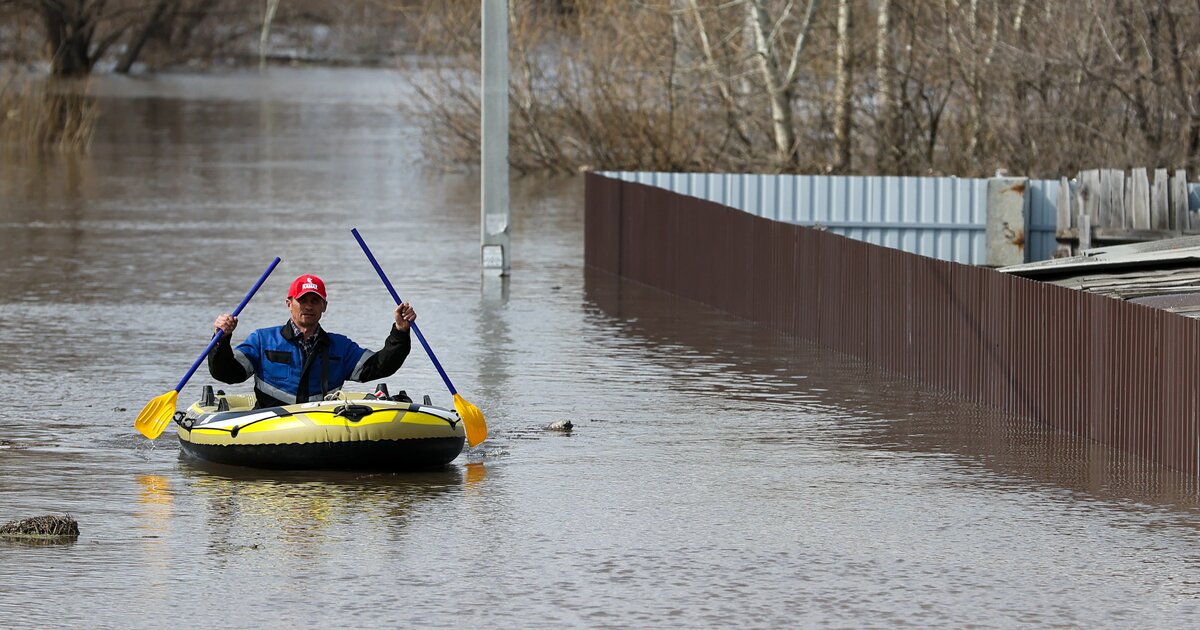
[0,440,44,450]
[0,514,80,542]
[545,420,573,432]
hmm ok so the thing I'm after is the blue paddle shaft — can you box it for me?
[172,257,282,393]
[350,228,458,396]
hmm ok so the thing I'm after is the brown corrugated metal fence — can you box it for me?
[585,173,1200,474]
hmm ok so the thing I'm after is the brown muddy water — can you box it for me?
[2,67,1200,628]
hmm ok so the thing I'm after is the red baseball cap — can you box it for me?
[288,274,327,301]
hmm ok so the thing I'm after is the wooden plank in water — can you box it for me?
[1131,168,1151,229]
[1152,168,1170,230]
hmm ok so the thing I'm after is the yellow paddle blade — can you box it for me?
[134,390,179,440]
[454,393,487,447]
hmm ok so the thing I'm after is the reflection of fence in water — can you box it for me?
[583,268,1200,501]
[585,173,1200,478]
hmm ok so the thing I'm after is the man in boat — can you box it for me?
[207,274,416,409]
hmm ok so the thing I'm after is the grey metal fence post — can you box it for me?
[481,0,511,275]
[985,177,1030,266]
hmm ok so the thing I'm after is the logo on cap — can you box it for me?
[288,274,327,300]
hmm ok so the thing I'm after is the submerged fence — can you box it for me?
[585,172,1200,475]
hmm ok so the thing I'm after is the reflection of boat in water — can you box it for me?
[184,463,469,557]
[175,387,464,470]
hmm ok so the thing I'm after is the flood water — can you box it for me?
[2,67,1200,627]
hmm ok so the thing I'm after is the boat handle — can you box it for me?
[334,404,375,422]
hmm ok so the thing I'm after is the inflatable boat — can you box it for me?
[174,385,465,470]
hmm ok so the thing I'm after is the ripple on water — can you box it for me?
[2,68,1200,628]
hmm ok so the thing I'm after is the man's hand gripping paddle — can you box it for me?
[351,228,487,447]
[134,257,282,439]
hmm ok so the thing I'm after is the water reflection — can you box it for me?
[463,461,487,487]
[180,462,463,562]
[583,267,1200,508]
[136,474,173,520]
[134,474,172,605]
[476,274,511,449]
[3,67,1198,628]
[0,535,79,549]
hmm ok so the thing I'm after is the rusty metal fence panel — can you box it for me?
[586,173,1200,476]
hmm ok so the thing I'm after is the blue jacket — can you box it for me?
[208,320,412,408]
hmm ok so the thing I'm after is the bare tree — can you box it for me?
[115,0,172,73]
[399,1,1200,178]
[681,0,752,157]
[743,0,820,170]
[874,0,895,172]
[29,0,133,75]
[832,0,851,172]
[2,0,193,76]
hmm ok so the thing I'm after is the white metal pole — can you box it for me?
[481,0,511,275]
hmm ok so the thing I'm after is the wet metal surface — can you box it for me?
[2,69,1200,627]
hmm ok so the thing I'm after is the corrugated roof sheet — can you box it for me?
[1002,235,1200,318]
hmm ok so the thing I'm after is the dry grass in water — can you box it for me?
[0,514,80,540]
[0,69,98,152]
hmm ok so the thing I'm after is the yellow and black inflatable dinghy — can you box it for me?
[175,387,465,470]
